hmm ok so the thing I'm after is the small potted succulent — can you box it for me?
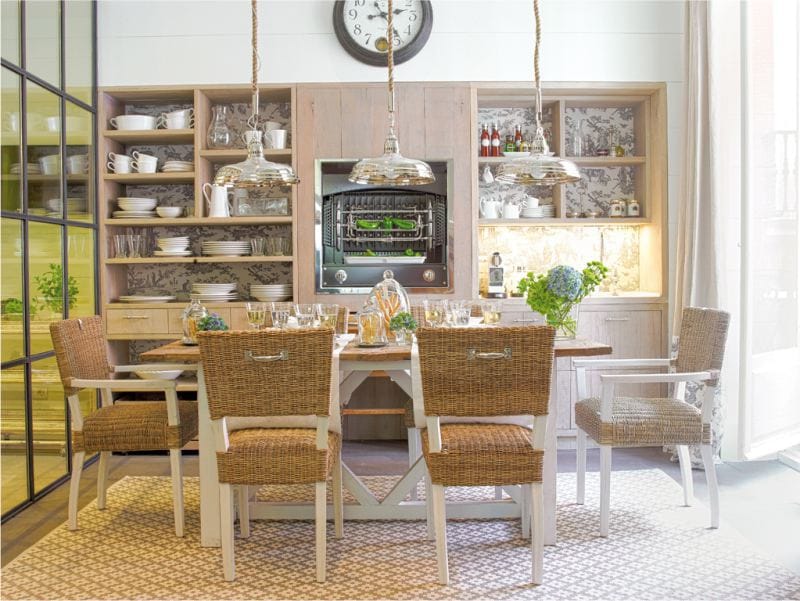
[518,261,608,339]
[388,311,418,346]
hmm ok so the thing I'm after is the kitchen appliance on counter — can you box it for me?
[315,160,452,293]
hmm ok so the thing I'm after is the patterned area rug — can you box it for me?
[2,470,799,600]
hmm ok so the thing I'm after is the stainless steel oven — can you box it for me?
[315,160,452,294]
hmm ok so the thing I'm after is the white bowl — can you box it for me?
[110,114,157,131]
[134,370,183,380]
[156,207,183,218]
[119,199,157,211]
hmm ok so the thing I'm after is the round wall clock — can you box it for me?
[333,0,433,67]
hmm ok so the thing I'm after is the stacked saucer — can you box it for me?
[201,240,250,256]
[191,282,238,302]
[155,236,191,257]
[113,196,157,219]
[521,204,556,219]
[10,163,41,175]
[162,160,193,173]
[250,283,292,302]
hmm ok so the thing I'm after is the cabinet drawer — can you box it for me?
[168,308,232,334]
[499,309,544,326]
[107,309,168,335]
[578,309,663,359]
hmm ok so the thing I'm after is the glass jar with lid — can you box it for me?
[181,297,208,345]
[357,305,388,347]
[365,270,410,335]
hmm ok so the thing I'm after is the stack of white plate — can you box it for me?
[201,240,250,256]
[10,163,41,175]
[113,196,157,219]
[162,160,193,173]
[119,294,177,303]
[156,236,191,257]
[191,282,238,302]
[521,205,556,218]
[250,283,292,302]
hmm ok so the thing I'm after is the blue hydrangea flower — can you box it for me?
[546,265,582,301]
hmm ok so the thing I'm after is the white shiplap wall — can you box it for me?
[97,0,685,303]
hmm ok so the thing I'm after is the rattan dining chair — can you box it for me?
[417,325,555,585]
[198,328,343,583]
[573,307,730,536]
[49,316,199,536]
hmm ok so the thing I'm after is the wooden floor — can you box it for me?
[3,441,798,577]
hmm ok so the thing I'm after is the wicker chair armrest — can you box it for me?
[113,363,199,373]
[572,358,671,370]
[67,377,178,392]
[599,371,712,385]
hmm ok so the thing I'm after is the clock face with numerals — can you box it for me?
[333,0,433,67]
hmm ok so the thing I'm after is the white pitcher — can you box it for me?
[479,196,502,219]
[202,183,231,218]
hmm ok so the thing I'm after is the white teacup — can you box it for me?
[45,116,60,132]
[159,109,194,130]
[132,159,158,173]
[109,114,157,131]
[66,154,88,175]
[502,202,521,219]
[265,129,287,150]
[263,120,281,132]
[38,154,60,175]
[132,150,157,163]
[522,195,539,209]
[241,129,262,147]
[107,152,133,174]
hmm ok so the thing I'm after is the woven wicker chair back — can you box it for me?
[198,329,334,420]
[50,316,111,396]
[337,306,349,335]
[675,307,730,384]
[416,325,555,417]
[410,305,425,327]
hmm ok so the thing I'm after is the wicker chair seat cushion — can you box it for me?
[72,401,198,453]
[216,428,341,485]
[575,396,710,447]
[421,423,542,487]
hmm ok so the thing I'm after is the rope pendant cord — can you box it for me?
[249,0,260,129]
[387,0,395,129]
[533,0,542,129]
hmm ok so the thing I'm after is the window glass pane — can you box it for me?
[67,226,94,317]
[0,366,29,513]
[31,356,67,493]
[65,102,93,222]
[1,68,22,213]
[65,0,93,106]
[28,221,63,355]
[25,0,61,88]
[1,0,20,66]
[1,218,26,363]
[26,81,61,217]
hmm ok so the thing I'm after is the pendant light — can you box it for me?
[495,0,580,185]
[348,0,434,186]
[215,0,299,188]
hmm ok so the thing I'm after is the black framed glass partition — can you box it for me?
[1,0,97,520]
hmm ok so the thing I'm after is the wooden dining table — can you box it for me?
[142,335,611,548]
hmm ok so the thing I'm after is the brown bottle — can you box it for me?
[480,124,490,157]
[490,123,501,157]
[514,125,523,151]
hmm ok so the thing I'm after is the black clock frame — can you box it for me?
[332,0,433,67]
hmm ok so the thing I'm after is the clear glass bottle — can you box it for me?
[364,270,411,335]
[207,105,232,149]
[181,297,208,345]
[571,120,584,157]
[357,305,388,346]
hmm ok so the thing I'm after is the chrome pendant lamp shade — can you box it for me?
[496,0,580,186]
[348,0,434,186]
[214,0,299,189]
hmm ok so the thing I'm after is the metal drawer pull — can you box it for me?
[467,347,512,360]
[605,317,630,322]
[513,318,533,323]
[245,350,288,363]
[122,315,150,319]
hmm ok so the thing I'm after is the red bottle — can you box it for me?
[514,125,523,151]
[490,123,501,157]
[480,124,490,157]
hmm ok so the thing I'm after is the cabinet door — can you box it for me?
[578,309,663,359]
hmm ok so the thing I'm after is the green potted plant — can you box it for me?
[33,264,79,317]
[197,313,229,332]
[518,261,608,339]
[388,311,418,346]
[1,298,25,321]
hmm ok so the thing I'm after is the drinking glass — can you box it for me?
[295,303,317,328]
[246,302,267,329]
[482,300,503,325]
[423,299,447,327]
[270,302,291,329]
[315,303,339,330]
[449,300,470,326]
[250,237,265,256]
[126,234,143,258]
[113,235,128,258]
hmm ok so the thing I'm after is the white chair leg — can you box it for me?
[96,451,110,510]
[576,428,586,505]
[68,451,85,530]
[315,481,327,583]
[220,483,236,581]
[169,449,184,537]
[599,445,612,537]
[332,453,344,539]
[700,444,720,528]
[408,428,420,500]
[531,482,544,585]
[431,483,449,585]
[521,484,530,539]
[494,486,503,500]
[424,472,434,541]
[676,445,694,506]
[237,485,250,538]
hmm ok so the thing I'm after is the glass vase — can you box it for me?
[207,105,232,149]
[181,298,208,345]
[393,328,410,346]
[550,303,580,340]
